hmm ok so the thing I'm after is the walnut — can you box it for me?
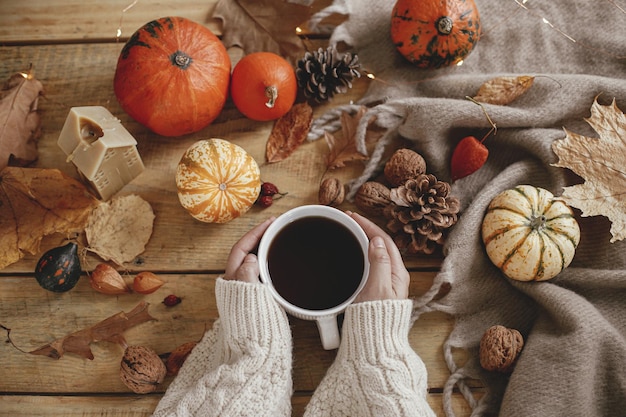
[120,345,167,394]
[318,177,345,207]
[479,325,524,373]
[354,181,391,216]
[384,148,427,187]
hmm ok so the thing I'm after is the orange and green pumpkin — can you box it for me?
[35,242,82,292]
[114,17,231,137]
[390,0,481,69]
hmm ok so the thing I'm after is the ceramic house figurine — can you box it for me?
[58,106,144,200]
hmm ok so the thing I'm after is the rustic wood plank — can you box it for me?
[0,272,464,392]
[0,0,220,44]
[0,0,337,45]
[0,43,443,274]
[0,392,476,417]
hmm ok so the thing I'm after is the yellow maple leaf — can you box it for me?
[552,97,626,242]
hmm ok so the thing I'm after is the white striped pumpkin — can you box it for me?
[481,185,580,281]
[176,138,261,223]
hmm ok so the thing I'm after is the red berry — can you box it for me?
[261,182,280,196]
[450,136,489,181]
[257,195,274,208]
[162,294,182,307]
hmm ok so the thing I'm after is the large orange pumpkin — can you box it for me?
[390,0,481,69]
[176,139,261,223]
[230,52,297,121]
[114,17,231,137]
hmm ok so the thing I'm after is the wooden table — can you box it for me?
[0,1,476,416]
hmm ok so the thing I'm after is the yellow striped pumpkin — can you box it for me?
[176,138,261,223]
[481,185,580,281]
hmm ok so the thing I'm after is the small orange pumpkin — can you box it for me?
[114,17,231,137]
[390,0,481,69]
[230,52,297,121]
[176,138,261,223]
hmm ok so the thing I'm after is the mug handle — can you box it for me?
[316,315,340,350]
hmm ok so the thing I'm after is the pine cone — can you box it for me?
[383,174,460,254]
[296,46,361,103]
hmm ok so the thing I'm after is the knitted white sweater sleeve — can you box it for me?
[151,278,293,417]
[304,299,436,417]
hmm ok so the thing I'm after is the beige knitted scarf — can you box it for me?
[308,0,626,415]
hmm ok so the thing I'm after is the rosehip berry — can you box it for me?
[162,294,182,307]
[261,182,280,197]
[257,195,274,208]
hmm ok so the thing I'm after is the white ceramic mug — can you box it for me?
[257,205,370,350]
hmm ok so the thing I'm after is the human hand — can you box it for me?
[348,212,410,302]
[223,217,275,283]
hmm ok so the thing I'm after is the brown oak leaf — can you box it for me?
[552,97,626,242]
[324,107,375,170]
[28,302,155,360]
[0,167,100,269]
[0,70,43,171]
[212,0,312,62]
[266,102,313,163]
[473,76,534,105]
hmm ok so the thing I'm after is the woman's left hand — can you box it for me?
[223,217,275,283]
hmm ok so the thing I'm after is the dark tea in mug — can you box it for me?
[267,216,365,310]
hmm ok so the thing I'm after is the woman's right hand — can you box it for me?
[348,212,410,302]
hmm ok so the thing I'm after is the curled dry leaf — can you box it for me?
[27,302,155,360]
[0,167,100,269]
[266,102,313,163]
[0,70,43,171]
[552,97,626,242]
[212,0,313,62]
[85,194,155,265]
[166,341,198,375]
[325,107,375,170]
[472,75,535,105]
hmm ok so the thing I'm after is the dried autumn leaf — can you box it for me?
[212,0,312,62]
[0,167,100,269]
[266,102,313,163]
[0,70,43,170]
[552,97,626,242]
[85,194,155,265]
[473,76,535,105]
[28,302,155,360]
[324,107,373,170]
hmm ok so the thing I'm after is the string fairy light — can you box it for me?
[513,0,626,59]
[364,0,624,86]
[116,0,139,41]
[297,0,624,89]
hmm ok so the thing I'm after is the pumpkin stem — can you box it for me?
[529,215,547,230]
[436,16,453,35]
[265,86,278,109]
[170,51,193,70]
